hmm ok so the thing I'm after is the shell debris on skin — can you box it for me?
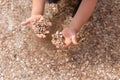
[51,31,65,48]
[32,17,51,35]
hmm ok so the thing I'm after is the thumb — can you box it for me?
[21,18,31,26]
[71,35,78,45]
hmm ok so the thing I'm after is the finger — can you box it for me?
[40,16,44,21]
[36,34,42,38]
[64,38,71,47]
[71,35,78,45]
[51,34,55,37]
[45,31,50,34]
[56,45,60,48]
[36,34,46,38]
[21,19,31,25]
[39,34,46,38]
[42,34,46,38]
[47,22,52,26]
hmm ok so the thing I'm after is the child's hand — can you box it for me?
[21,15,51,39]
[21,15,43,26]
[32,17,52,38]
[62,27,78,47]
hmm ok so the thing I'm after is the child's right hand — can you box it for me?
[21,15,43,26]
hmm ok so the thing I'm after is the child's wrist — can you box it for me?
[31,10,43,16]
[31,13,43,17]
[69,25,79,33]
[31,13,43,16]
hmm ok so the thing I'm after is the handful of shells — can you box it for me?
[32,17,51,36]
[51,31,65,48]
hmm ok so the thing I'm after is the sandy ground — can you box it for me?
[0,0,120,80]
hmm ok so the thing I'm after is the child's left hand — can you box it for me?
[62,26,78,47]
